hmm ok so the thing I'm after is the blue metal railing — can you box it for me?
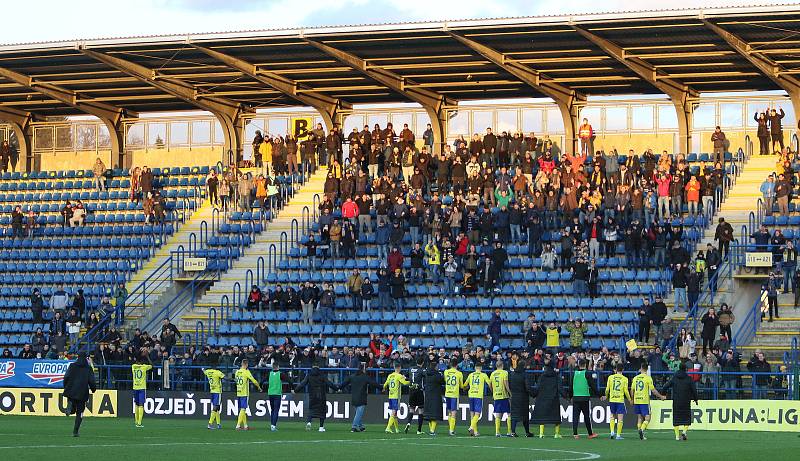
[666,260,728,353]
[732,287,767,351]
[139,268,221,335]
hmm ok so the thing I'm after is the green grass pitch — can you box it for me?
[0,416,794,460]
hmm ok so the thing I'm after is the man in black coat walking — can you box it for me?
[508,362,535,437]
[294,361,337,432]
[422,360,445,435]
[338,364,380,432]
[62,352,96,436]
[531,360,566,438]
[662,363,699,441]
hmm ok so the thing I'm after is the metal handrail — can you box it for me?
[732,288,767,351]
[256,256,265,284]
[207,307,217,336]
[291,218,299,248]
[268,244,277,271]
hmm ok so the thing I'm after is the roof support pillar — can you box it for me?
[304,38,455,154]
[0,106,39,172]
[572,25,699,155]
[79,47,251,166]
[447,32,584,155]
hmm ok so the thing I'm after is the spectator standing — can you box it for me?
[30,288,45,323]
[754,111,770,155]
[300,282,317,325]
[347,269,364,311]
[710,126,726,162]
[760,174,776,216]
[486,309,502,351]
[783,241,797,293]
[767,107,785,152]
[765,272,780,321]
[253,321,270,348]
[319,284,336,324]
[700,308,719,355]
[92,158,107,191]
[360,278,374,312]
[113,283,128,325]
[637,299,651,344]
[747,352,772,399]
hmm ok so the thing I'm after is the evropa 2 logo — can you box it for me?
[0,361,15,381]
[25,361,70,385]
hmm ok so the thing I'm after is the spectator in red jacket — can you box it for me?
[388,246,404,273]
[369,333,393,357]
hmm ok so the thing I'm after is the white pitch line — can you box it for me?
[0,437,601,459]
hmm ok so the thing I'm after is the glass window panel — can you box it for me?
[147,122,167,148]
[0,129,7,146]
[192,120,212,144]
[368,114,389,130]
[605,106,628,131]
[170,122,189,145]
[97,124,111,149]
[213,120,224,145]
[546,108,563,133]
[34,127,53,150]
[693,104,716,129]
[631,106,654,130]
[268,118,287,137]
[391,112,413,132]
[55,126,73,150]
[719,103,743,128]
[496,110,517,134]
[579,107,601,127]
[746,102,767,127]
[76,125,96,150]
[415,112,431,137]
[658,105,678,130]
[125,122,144,146]
[448,111,468,136]
[344,115,363,136]
[521,109,543,134]
[472,111,492,134]
[779,103,794,132]
[313,116,323,129]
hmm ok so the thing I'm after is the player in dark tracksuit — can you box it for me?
[662,363,699,441]
[404,357,426,434]
[509,362,535,437]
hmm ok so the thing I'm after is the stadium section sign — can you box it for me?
[0,387,117,417]
[0,359,73,388]
[648,400,800,432]
[745,252,773,267]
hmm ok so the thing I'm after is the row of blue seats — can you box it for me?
[0,188,198,202]
[0,177,205,192]
[218,223,263,234]
[762,216,800,227]
[1,272,123,286]
[207,235,253,247]
[0,285,110,299]
[0,236,155,249]
[1,201,165,213]
[229,309,635,324]
[0,248,147,261]
[0,224,175,237]
[219,322,627,338]
[207,335,627,351]
[1,166,210,181]
[0,260,133,273]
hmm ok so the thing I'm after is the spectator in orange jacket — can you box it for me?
[685,176,701,216]
[578,118,593,155]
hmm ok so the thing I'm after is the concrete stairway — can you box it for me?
[122,201,215,323]
[177,168,327,331]
[740,315,800,362]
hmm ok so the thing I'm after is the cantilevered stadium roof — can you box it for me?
[0,4,798,118]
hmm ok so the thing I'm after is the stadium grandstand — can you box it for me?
[2,4,800,445]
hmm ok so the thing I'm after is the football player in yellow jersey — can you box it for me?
[234,359,262,430]
[443,359,465,436]
[203,367,225,430]
[466,361,490,437]
[383,363,409,434]
[602,363,632,440]
[131,358,153,428]
[631,363,666,440]
[489,360,512,437]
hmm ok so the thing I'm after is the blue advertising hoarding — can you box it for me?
[0,359,72,388]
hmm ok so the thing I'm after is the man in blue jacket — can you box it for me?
[760,174,775,216]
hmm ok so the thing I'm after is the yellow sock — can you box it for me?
[430,421,437,433]
[386,416,394,431]
[216,411,221,425]
[136,406,143,425]
[617,420,624,435]
[449,416,456,432]
[681,425,688,433]
[674,427,681,438]
[240,409,248,427]
[641,420,649,431]
[539,425,545,437]
[471,415,480,432]
[637,421,642,430]
[495,417,501,434]
[209,411,215,425]
[555,425,561,436]
[610,420,616,434]
[506,418,512,434]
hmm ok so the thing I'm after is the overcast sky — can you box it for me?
[0,0,788,44]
